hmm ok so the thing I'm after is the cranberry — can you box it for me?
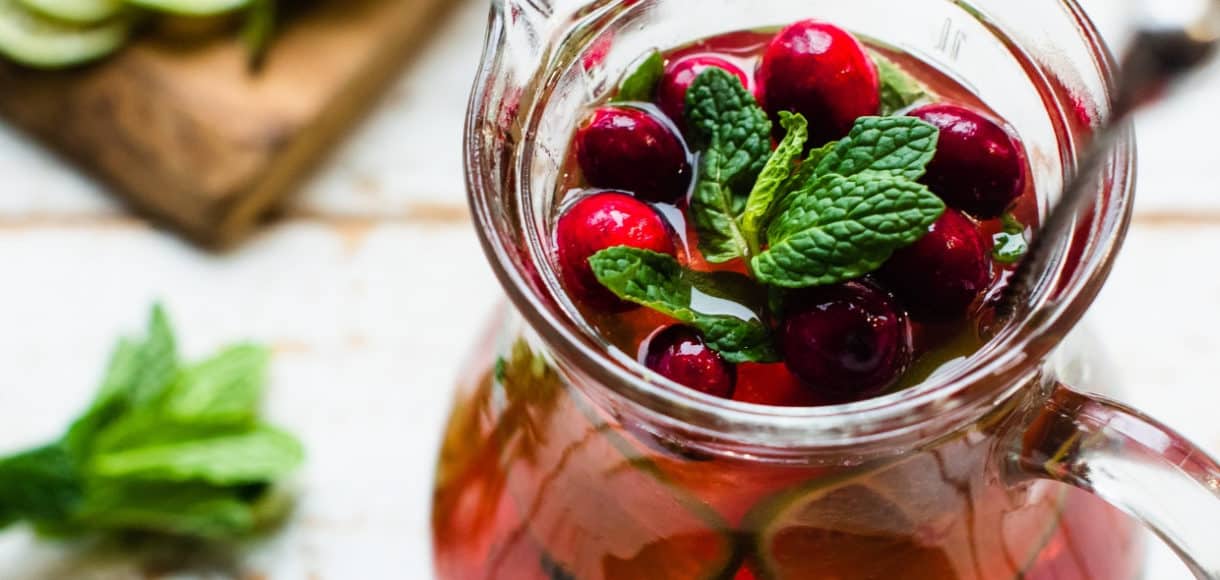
[555,191,677,310]
[778,282,912,400]
[757,20,880,145]
[657,55,750,126]
[575,106,692,203]
[909,104,1027,219]
[733,363,826,407]
[879,209,993,321]
[644,325,736,399]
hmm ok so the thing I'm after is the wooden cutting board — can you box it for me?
[0,0,451,247]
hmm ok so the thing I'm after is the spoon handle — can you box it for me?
[996,25,1218,320]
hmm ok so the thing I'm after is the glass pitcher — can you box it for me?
[432,0,1220,578]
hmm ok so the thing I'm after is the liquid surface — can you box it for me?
[555,29,1041,406]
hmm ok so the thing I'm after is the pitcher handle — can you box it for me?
[1008,382,1220,578]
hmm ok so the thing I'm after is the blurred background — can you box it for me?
[0,0,1215,577]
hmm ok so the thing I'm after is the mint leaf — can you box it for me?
[816,116,939,181]
[77,481,257,539]
[613,49,665,103]
[741,112,808,256]
[686,67,772,263]
[91,427,303,486]
[589,247,778,363]
[0,444,82,525]
[64,339,143,454]
[752,173,945,288]
[993,213,1029,264]
[129,304,179,407]
[242,0,277,71]
[0,305,305,542]
[165,344,269,426]
[66,307,180,454]
[873,52,930,115]
[90,344,271,452]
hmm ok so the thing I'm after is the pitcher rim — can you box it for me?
[465,0,1137,450]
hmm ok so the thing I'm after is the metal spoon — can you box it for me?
[996,1,1220,321]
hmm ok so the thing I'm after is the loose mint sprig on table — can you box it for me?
[0,306,303,540]
[589,67,946,363]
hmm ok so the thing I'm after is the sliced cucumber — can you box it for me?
[0,0,129,68]
[17,0,122,24]
[125,0,249,17]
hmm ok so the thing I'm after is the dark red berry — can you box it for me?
[657,54,750,126]
[879,209,993,321]
[733,363,826,407]
[757,20,880,145]
[555,191,677,310]
[644,325,736,399]
[575,106,692,203]
[909,103,1027,219]
[778,282,912,400]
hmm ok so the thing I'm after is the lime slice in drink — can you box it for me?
[17,0,121,24]
[125,0,248,16]
[0,0,129,68]
[743,472,959,579]
[524,425,743,579]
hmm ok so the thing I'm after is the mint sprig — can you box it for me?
[752,173,945,287]
[741,111,808,257]
[993,213,1029,264]
[816,116,939,180]
[614,49,665,103]
[589,247,778,363]
[0,306,303,540]
[873,52,930,115]
[750,116,944,287]
[685,67,773,263]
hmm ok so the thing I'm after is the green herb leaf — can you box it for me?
[873,52,930,115]
[613,49,665,103]
[165,344,269,426]
[91,426,304,486]
[0,305,304,541]
[242,0,277,71]
[0,444,82,525]
[589,247,778,363]
[76,481,258,539]
[65,307,179,454]
[129,304,179,407]
[751,172,945,288]
[993,213,1029,264]
[685,67,772,263]
[741,112,808,256]
[816,116,939,181]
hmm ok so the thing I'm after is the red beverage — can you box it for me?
[434,22,1143,580]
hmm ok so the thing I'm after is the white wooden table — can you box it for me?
[0,0,1213,577]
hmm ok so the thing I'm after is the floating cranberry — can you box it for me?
[909,103,1027,219]
[757,20,880,145]
[575,106,692,203]
[879,209,993,322]
[778,282,912,400]
[555,191,677,310]
[657,54,750,126]
[644,325,736,399]
[733,363,827,407]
